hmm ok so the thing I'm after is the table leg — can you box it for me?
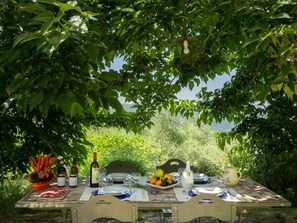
[237,207,244,223]
[61,208,68,223]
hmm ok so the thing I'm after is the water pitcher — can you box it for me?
[224,166,242,187]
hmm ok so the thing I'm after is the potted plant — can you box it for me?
[28,154,57,190]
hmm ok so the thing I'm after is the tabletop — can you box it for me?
[15,176,291,210]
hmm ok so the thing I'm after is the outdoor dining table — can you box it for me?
[15,176,291,223]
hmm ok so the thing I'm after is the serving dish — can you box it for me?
[145,181,180,190]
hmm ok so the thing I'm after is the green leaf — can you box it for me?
[269,13,292,19]
[283,84,294,99]
[70,102,84,117]
[39,103,50,118]
[82,11,98,18]
[29,92,44,111]
[13,32,39,47]
[49,30,70,48]
[242,38,260,48]
[20,3,46,14]
[57,92,76,115]
[36,0,55,4]
[83,44,99,62]
[32,11,55,22]
[40,19,55,34]
[189,81,194,90]
[109,97,124,114]
[86,96,95,107]
[38,75,51,88]
[271,83,283,91]
[55,2,76,12]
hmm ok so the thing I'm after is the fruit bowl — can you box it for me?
[145,181,180,190]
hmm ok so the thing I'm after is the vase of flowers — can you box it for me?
[28,154,57,191]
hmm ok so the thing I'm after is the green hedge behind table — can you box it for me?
[78,128,161,176]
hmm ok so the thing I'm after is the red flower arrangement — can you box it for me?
[28,154,57,183]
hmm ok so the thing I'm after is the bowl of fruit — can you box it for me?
[145,169,180,190]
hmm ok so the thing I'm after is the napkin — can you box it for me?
[225,188,243,201]
[126,189,149,201]
[80,187,96,201]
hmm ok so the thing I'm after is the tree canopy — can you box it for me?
[1,0,297,202]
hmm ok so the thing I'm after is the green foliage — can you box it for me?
[79,111,228,177]
[0,175,30,215]
[142,111,228,176]
[79,128,161,176]
[0,108,90,179]
[227,93,297,205]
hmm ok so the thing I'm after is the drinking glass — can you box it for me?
[106,174,113,186]
[216,175,228,188]
[177,168,184,182]
[131,172,141,183]
[123,177,132,194]
[100,168,106,183]
[131,172,141,192]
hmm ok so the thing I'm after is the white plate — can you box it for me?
[194,173,209,181]
[145,181,180,190]
[102,186,125,196]
[108,173,128,181]
[195,187,223,195]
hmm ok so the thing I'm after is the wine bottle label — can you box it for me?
[91,167,100,183]
[57,176,66,186]
[69,176,78,187]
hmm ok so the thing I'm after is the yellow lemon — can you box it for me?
[155,169,164,178]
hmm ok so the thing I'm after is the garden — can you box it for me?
[0,0,297,222]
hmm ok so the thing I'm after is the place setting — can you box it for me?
[174,167,242,202]
[193,173,212,184]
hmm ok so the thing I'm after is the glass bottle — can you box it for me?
[69,158,78,188]
[90,152,100,187]
[57,158,66,187]
[181,160,194,191]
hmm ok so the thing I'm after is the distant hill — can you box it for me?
[122,103,233,133]
[209,120,234,132]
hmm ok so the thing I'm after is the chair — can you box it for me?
[156,159,186,174]
[172,194,237,223]
[155,159,186,222]
[71,195,138,223]
[105,160,138,175]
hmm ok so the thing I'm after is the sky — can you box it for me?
[110,57,233,101]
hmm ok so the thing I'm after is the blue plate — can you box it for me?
[188,190,227,199]
[194,177,211,184]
